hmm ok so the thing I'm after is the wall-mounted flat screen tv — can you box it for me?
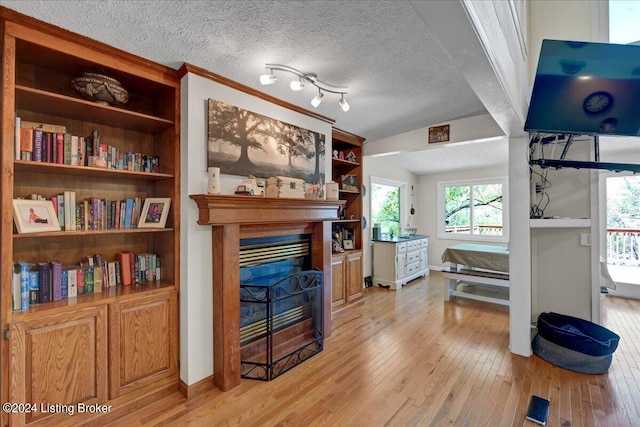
[524,39,640,137]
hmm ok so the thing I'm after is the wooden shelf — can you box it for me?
[15,160,174,180]
[13,228,174,239]
[16,85,175,133]
[332,158,360,167]
[11,280,175,320]
[530,218,591,228]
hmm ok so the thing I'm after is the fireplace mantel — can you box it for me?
[190,194,344,225]
[189,194,344,391]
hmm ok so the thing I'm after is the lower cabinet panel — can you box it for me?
[109,290,178,399]
[9,305,108,425]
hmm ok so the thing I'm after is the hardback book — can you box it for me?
[124,198,134,229]
[84,266,94,294]
[50,261,63,302]
[43,132,51,163]
[93,266,103,293]
[37,262,52,303]
[63,132,72,165]
[19,262,30,310]
[71,135,79,166]
[29,270,39,305]
[55,132,64,164]
[33,129,43,162]
[114,261,122,286]
[14,115,21,160]
[57,193,65,229]
[12,262,21,310]
[76,267,85,296]
[64,191,72,231]
[61,268,69,299]
[107,261,117,287]
[67,267,78,298]
[51,132,58,164]
[19,127,33,160]
[116,251,133,285]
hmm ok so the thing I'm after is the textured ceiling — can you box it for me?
[1,0,505,174]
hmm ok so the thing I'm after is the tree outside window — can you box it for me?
[439,178,508,241]
[371,182,401,238]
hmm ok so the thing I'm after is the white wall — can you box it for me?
[180,72,332,386]
[418,165,509,270]
[362,156,419,278]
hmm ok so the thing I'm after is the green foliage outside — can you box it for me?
[371,183,400,237]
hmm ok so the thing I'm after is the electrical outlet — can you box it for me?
[580,233,591,246]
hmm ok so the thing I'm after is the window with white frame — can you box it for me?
[437,177,509,242]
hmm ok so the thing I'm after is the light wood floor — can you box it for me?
[105,271,640,426]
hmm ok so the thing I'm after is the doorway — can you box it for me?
[370,177,406,239]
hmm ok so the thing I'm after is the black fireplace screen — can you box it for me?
[240,269,323,381]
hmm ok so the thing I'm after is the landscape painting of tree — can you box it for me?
[207,99,325,183]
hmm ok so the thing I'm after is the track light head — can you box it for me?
[339,94,350,112]
[259,70,277,85]
[311,91,324,107]
[290,77,305,91]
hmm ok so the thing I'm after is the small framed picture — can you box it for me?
[428,124,450,143]
[341,174,359,192]
[13,199,61,234]
[138,198,171,228]
[343,239,354,250]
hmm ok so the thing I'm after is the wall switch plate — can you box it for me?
[580,233,591,246]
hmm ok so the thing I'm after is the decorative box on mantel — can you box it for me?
[189,193,345,391]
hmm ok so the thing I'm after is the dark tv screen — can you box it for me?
[524,39,640,137]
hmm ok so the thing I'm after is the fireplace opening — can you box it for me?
[239,235,323,380]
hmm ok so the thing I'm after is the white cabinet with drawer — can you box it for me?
[373,236,429,290]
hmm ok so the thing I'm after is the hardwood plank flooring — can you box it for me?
[100,271,640,427]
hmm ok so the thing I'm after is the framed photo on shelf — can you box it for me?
[138,198,171,228]
[341,174,359,192]
[343,239,354,250]
[13,199,61,234]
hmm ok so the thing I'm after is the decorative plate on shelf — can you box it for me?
[71,72,129,106]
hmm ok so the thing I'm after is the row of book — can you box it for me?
[26,192,144,231]
[15,118,160,173]
[12,252,161,311]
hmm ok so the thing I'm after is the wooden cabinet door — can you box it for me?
[346,251,363,302]
[109,290,178,399]
[9,306,108,426]
[331,255,346,310]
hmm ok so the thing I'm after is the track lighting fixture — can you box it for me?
[259,63,350,111]
[259,69,277,85]
[311,89,324,107]
[290,77,305,91]
[338,93,350,112]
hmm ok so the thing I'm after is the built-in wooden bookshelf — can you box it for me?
[331,128,365,312]
[0,7,180,426]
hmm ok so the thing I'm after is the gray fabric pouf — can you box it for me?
[532,333,612,374]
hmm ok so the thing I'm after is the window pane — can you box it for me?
[472,183,503,236]
[444,185,471,234]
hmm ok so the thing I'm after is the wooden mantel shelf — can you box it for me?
[189,193,343,392]
[190,194,345,225]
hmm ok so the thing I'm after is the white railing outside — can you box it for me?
[607,229,640,266]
